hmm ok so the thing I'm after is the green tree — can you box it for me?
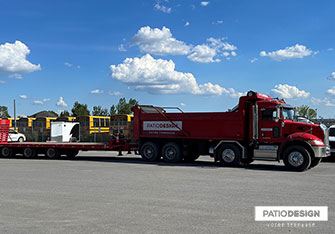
[59,110,70,117]
[92,105,109,116]
[0,106,11,118]
[48,110,59,117]
[296,105,317,119]
[71,102,90,117]
[116,98,139,114]
[110,105,116,115]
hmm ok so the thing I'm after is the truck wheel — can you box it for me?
[1,147,13,158]
[140,142,160,161]
[218,144,241,166]
[162,142,182,163]
[45,148,60,159]
[66,149,79,159]
[309,157,322,169]
[23,148,37,158]
[283,146,311,171]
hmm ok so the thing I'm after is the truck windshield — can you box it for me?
[282,108,294,120]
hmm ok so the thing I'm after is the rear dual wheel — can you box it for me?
[162,142,182,163]
[1,147,14,158]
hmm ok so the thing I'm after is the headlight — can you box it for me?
[309,139,325,146]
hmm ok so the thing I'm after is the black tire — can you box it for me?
[283,146,311,171]
[217,144,241,166]
[23,148,37,158]
[18,137,24,142]
[65,149,79,159]
[45,148,60,159]
[1,147,14,158]
[140,142,160,162]
[309,157,322,169]
[162,142,182,163]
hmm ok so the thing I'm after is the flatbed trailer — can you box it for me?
[0,140,136,159]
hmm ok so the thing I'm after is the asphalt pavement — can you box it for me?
[0,151,334,234]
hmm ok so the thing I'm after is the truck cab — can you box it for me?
[248,91,330,170]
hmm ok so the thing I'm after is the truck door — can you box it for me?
[258,107,282,143]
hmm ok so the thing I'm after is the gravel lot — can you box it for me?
[0,151,334,234]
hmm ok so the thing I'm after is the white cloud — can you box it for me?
[201,1,210,6]
[110,54,243,97]
[311,97,322,105]
[118,44,127,52]
[33,100,44,105]
[180,103,186,106]
[19,95,27,99]
[0,41,41,73]
[212,20,223,25]
[260,44,313,61]
[64,62,73,67]
[328,48,334,51]
[154,3,171,13]
[327,72,335,81]
[327,87,335,95]
[76,65,80,69]
[90,89,104,94]
[8,73,23,79]
[109,91,122,96]
[57,97,68,107]
[43,98,51,102]
[188,38,237,63]
[325,98,335,107]
[131,26,191,55]
[271,84,310,99]
[184,22,190,27]
[188,45,219,63]
[0,80,6,84]
[250,58,258,63]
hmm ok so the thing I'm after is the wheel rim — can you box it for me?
[19,138,23,142]
[143,146,154,159]
[164,146,177,160]
[288,151,304,167]
[24,148,33,157]
[222,149,235,163]
[47,149,56,158]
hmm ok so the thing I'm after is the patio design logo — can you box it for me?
[255,206,328,221]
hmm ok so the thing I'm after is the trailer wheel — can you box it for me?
[309,157,322,169]
[283,146,311,171]
[1,147,13,158]
[66,149,79,159]
[140,142,160,161]
[45,148,60,159]
[23,148,37,158]
[162,142,182,163]
[218,144,241,166]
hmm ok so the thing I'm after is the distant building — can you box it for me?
[29,111,58,118]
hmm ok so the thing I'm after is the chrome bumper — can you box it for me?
[312,145,331,158]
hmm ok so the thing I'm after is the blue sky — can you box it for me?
[0,0,335,117]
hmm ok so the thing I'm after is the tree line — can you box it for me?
[0,97,138,118]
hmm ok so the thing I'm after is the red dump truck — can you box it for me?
[0,91,330,171]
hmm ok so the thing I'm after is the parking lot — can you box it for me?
[0,151,334,234]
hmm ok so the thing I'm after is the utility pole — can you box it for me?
[14,99,17,131]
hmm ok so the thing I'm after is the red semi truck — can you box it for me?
[0,91,330,171]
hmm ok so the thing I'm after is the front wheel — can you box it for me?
[283,146,311,171]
